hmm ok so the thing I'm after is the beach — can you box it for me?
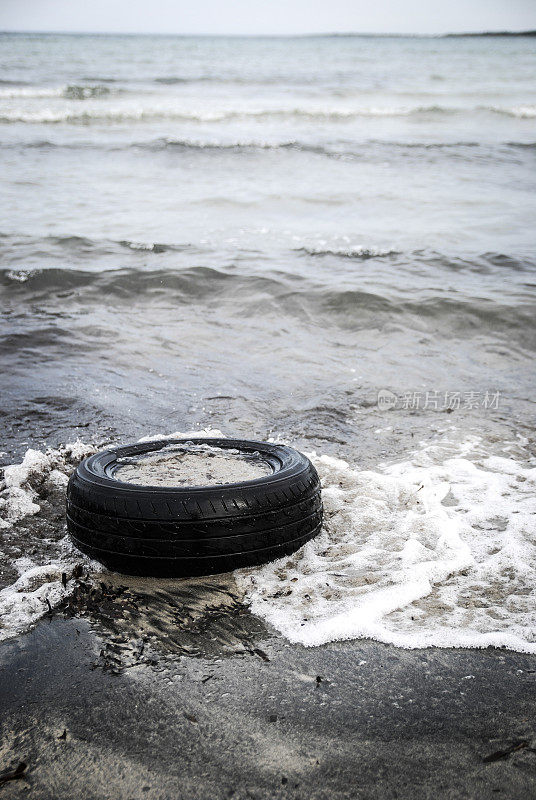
[1,31,535,796]
[1,608,536,798]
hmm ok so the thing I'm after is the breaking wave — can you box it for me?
[0,104,467,125]
[296,245,399,259]
[2,101,535,125]
[488,105,536,119]
[0,84,113,100]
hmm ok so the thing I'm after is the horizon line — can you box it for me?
[1,28,535,38]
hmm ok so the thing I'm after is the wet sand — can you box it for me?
[0,579,535,800]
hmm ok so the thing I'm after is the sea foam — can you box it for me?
[0,440,97,640]
[236,436,536,653]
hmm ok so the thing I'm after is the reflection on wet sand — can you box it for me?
[58,570,270,672]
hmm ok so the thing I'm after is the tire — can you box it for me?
[66,438,322,577]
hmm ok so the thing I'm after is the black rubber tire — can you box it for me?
[66,438,322,577]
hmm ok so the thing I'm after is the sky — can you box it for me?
[1,0,535,36]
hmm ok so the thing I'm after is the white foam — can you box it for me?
[490,105,536,119]
[0,84,112,100]
[0,441,97,640]
[0,442,93,527]
[5,269,31,282]
[0,86,65,98]
[0,539,99,643]
[300,245,397,259]
[137,427,224,443]
[0,102,455,125]
[0,550,73,641]
[236,436,536,654]
[0,449,53,526]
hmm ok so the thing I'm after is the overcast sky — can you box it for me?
[1,0,535,36]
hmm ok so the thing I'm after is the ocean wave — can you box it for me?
[3,137,535,167]
[154,76,193,84]
[2,266,535,343]
[506,141,536,148]
[139,138,498,158]
[2,100,533,125]
[0,137,472,153]
[0,84,113,100]
[0,266,285,303]
[117,239,188,253]
[136,137,294,152]
[1,236,534,276]
[62,84,113,100]
[0,237,198,274]
[297,245,399,259]
[0,103,460,125]
[486,105,536,118]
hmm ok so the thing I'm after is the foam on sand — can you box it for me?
[236,436,536,653]
[0,441,96,641]
[0,554,76,641]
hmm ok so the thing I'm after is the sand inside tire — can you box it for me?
[113,443,273,487]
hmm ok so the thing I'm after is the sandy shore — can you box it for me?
[1,585,535,800]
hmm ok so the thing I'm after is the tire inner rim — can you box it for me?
[112,442,275,487]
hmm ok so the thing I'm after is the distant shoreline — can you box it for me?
[443,30,536,38]
[320,30,536,38]
[0,29,535,38]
